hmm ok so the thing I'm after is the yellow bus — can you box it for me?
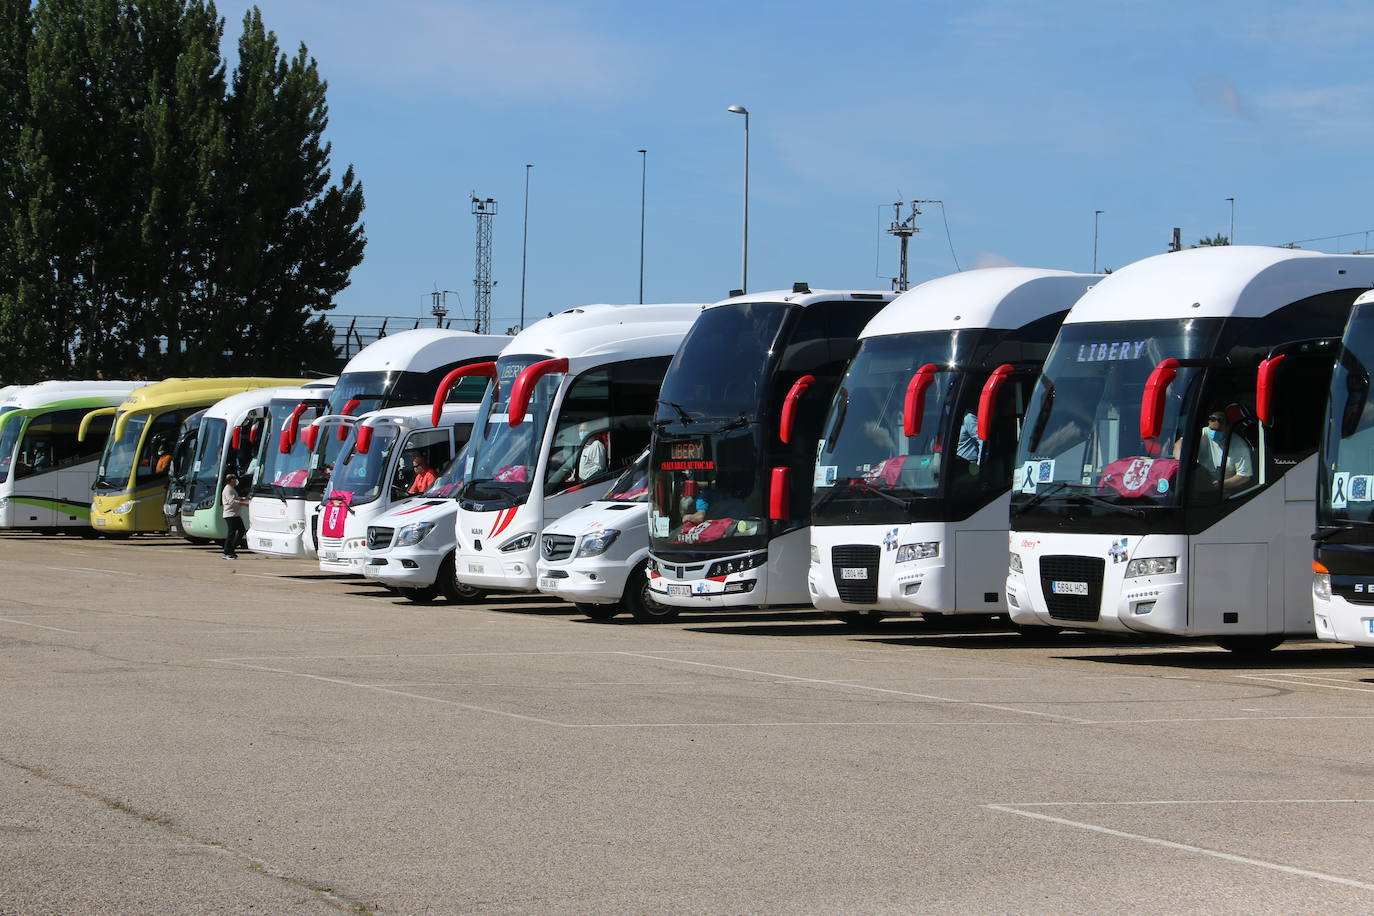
[83,378,310,534]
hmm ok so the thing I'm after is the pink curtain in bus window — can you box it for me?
[494,465,528,483]
[273,469,308,488]
[862,455,906,488]
[679,518,736,543]
[1098,457,1178,498]
[320,490,354,538]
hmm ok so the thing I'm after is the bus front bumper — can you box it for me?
[1314,592,1374,647]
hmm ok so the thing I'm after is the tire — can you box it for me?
[831,611,886,626]
[624,560,680,622]
[577,602,620,621]
[1214,635,1284,655]
[437,554,486,604]
[184,536,212,546]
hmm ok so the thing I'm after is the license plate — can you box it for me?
[1366,619,1374,635]
[841,567,869,580]
[321,550,338,561]
[668,585,690,597]
[1051,580,1089,595]
[467,563,484,574]
[94,518,106,526]
[539,578,558,590]
[257,538,271,549]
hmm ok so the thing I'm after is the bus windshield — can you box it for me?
[460,355,563,508]
[253,400,326,499]
[0,416,23,483]
[96,414,148,490]
[654,303,790,422]
[183,417,227,508]
[1321,306,1374,526]
[606,451,649,501]
[649,427,767,557]
[1011,318,1224,513]
[326,428,399,506]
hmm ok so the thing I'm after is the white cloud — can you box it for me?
[230,0,643,102]
[1258,83,1374,138]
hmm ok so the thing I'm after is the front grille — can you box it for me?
[319,535,343,550]
[1038,555,1105,622]
[366,527,394,551]
[541,534,576,562]
[831,544,881,604]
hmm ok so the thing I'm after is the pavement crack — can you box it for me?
[0,753,379,914]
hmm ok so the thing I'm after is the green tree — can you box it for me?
[1197,233,1230,247]
[0,1,363,382]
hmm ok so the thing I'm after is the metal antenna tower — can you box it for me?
[471,195,497,333]
[886,200,921,291]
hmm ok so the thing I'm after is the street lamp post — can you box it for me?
[638,149,647,304]
[520,164,532,330]
[1225,197,1235,245]
[727,104,749,294]
[1093,210,1104,273]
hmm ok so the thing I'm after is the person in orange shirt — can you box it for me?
[408,453,437,494]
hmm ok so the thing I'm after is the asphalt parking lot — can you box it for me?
[3,531,1374,914]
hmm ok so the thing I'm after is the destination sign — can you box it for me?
[671,441,704,461]
[1075,340,1148,363]
[659,460,715,471]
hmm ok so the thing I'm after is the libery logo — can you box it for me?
[1076,341,1147,362]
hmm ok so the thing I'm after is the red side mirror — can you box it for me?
[281,403,310,454]
[509,358,569,427]
[977,364,1015,441]
[303,423,321,452]
[779,375,816,444]
[904,364,940,438]
[1140,358,1180,440]
[356,425,374,455]
[432,362,497,426]
[339,398,361,441]
[1256,354,1286,425]
[231,426,242,450]
[769,466,790,520]
[249,421,259,444]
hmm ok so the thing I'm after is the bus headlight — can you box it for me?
[395,522,435,547]
[810,544,820,565]
[707,553,766,577]
[113,502,135,515]
[500,533,535,552]
[0,497,8,509]
[895,542,938,563]
[1314,573,1332,600]
[1009,552,1023,574]
[575,529,620,558]
[1125,557,1177,578]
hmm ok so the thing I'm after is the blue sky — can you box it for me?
[217,0,1374,330]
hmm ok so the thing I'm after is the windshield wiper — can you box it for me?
[717,412,751,432]
[656,399,694,425]
[1066,493,1146,519]
[93,475,119,491]
[847,478,916,510]
[1011,481,1074,516]
[1314,520,1374,540]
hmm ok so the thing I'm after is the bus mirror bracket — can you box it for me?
[432,362,497,426]
[977,364,1015,441]
[769,466,790,520]
[509,358,569,427]
[903,364,940,438]
[1140,358,1181,441]
[1256,354,1286,425]
[779,375,816,444]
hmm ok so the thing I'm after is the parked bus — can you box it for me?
[248,329,503,558]
[453,303,704,594]
[1313,289,1374,648]
[1006,247,1374,652]
[808,269,1097,624]
[646,287,894,612]
[0,381,142,529]
[85,378,308,534]
[162,409,208,540]
[311,402,481,575]
[180,382,331,542]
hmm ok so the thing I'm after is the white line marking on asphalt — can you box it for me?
[1083,715,1374,724]
[616,652,1089,723]
[0,617,79,633]
[1239,675,1374,694]
[43,566,139,577]
[1003,799,1374,807]
[987,801,1374,892]
[207,648,886,662]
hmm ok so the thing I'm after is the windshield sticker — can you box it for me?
[1157,478,1169,494]
[1353,475,1372,502]
[815,465,837,488]
[1017,461,1039,493]
[1332,472,1350,509]
[1036,459,1055,483]
[1075,341,1149,362]
[1108,538,1129,564]
[652,515,669,537]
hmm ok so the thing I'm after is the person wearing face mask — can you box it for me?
[1176,405,1254,496]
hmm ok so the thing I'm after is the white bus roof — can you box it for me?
[0,385,25,404]
[200,385,327,423]
[861,268,1100,339]
[357,402,482,430]
[1064,246,1374,324]
[708,288,894,310]
[339,328,509,375]
[501,303,705,364]
[1,380,143,410]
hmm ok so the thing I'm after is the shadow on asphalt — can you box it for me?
[1064,645,1374,670]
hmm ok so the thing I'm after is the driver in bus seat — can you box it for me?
[407,452,437,494]
[1175,403,1254,496]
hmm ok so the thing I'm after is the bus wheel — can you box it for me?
[832,611,885,627]
[184,536,212,546]
[1214,635,1284,655]
[578,603,620,621]
[625,562,680,622]
[399,584,441,604]
[438,554,485,603]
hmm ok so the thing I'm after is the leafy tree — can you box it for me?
[1197,234,1230,247]
[0,1,363,382]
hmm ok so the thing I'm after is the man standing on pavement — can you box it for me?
[221,471,249,559]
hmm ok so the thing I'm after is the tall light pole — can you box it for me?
[1225,197,1235,244]
[638,149,647,304]
[1093,210,1104,273]
[520,164,532,331]
[727,104,749,294]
